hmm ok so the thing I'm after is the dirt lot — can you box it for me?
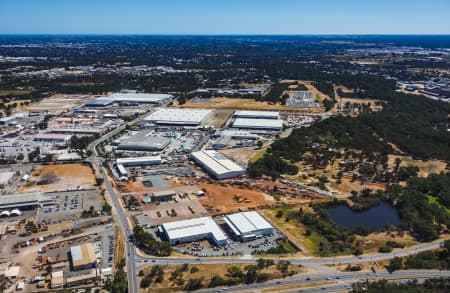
[202,109,233,128]
[178,97,323,113]
[218,148,262,166]
[25,94,94,112]
[19,163,96,192]
[198,182,275,215]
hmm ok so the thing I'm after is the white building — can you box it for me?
[106,92,172,104]
[224,211,274,241]
[116,156,161,167]
[0,171,14,189]
[233,110,280,119]
[191,150,245,180]
[34,133,72,143]
[160,216,227,246]
[232,118,283,131]
[142,108,212,126]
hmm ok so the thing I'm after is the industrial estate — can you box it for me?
[0,33,449,293]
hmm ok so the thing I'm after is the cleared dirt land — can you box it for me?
[19,163,96,192]
[388,155,447,177]
[198,183,275,214]
[25,94,93,112]
[179,97,323,113]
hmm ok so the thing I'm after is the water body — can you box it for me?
[327,202,400,230]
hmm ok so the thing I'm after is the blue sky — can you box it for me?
[0,0,449,34]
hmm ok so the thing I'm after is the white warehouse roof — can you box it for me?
[224,211,273,236]
[232,118,283,130]
[191,150,245,179]
[107,93,172,103]
[161,216,227,244]
[116,156,161,166]
[143,108,212,125]
[234,110,280,119]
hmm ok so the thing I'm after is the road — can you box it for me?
[197,270,450,293]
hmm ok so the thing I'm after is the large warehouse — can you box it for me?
[142,108,212,126]
[70,243,97,271]
[0,193,55,210]
[232,118,283,131]
[117,130,171,151]
[224,211,274,241]
[85,93,172,107]
[191,150,245,180]
[160,216,227,246]
[116,155,161,167]
[233,110,280,119]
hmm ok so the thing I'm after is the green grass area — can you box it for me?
[0,89,31,97]
[427,195,450,214]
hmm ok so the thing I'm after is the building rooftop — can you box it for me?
[143,108,212,125]
[70,243,96,268]
[116,155,161,165]
[107,93,172,103]
[34,133,72,141]
[191,150,244,177]
[224,211,273,235]
[234,110,280,119]
[162,216,227,243]
[0,171,14,186]
[232,118,283,129]
[118,130,171,151]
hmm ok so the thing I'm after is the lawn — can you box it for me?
[0,89,31,97]
[427,195,450,214]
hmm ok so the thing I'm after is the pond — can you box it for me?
[327,202,400,230]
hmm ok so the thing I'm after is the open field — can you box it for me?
[219,147,262,166]
[178,97,323,113]
[198,182,275,214]
[19,163,96,192]
[139,263,307,293]
[355,231,417,254]
[388,155,447,177]
[203,109,233,128]
[25,94,94,112]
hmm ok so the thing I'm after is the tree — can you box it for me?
[387,257,403,273]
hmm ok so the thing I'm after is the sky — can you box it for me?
[0,0,449,35]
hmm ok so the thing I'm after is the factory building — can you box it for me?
[160,216,227,246]
[83,98,114,107]
[0,171,14,189]
[224,211,274,241]
[0,193,55,211]
[116,156,161,167]
[106,92,172,104]
[49,128,102,136]
[0,117,18,127]
[151,190,176,202]
[34,133,72,143]
[142,108,212,127]
[191,150,245,180]
[232,118,283,131]
[70,243,97,271]
[117,130,171,151]
[233,110,280,119]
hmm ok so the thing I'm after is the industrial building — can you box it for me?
[224,211,274,241]
[142,108,212,126]
[117,130,171,151]
[83,98,114,107]
[49,128,102,136]
[191,150,245,180]
[0,193,55,210]
[233,110,280,119]
[286,91,320,107]
[232,118,283,131]
[51,271,64,289]
[0,171,14,189]
[116,155,161,167]
[106,92,172,104]
[151,190,176,202]
[0,117,17,127]
[70,243,97,271]
[160,216,227,246]
[34,133,72,143]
